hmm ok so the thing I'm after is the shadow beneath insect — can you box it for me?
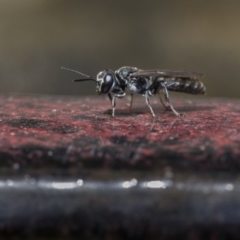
[103,107,146,117]
[102,105,215,117]
[174,105,216,112]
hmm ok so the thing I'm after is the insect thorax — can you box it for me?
[115,66,138,83]
[115,67,154,94]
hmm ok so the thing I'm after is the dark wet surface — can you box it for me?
[0,94,240,239]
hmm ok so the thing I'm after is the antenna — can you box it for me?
[73,78,96,82]
[61,67,92,78]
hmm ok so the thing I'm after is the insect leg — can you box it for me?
[111,95,116,117]
[108,93,112,102]
[111,93,125,117]
[158,92,170,109]
[161,83,180,116]
[129,93,133,111]
[145,92,156,118]
[108,93,112,107]
[107,93,115,117]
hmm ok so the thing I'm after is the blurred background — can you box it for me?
[0,0,240,98]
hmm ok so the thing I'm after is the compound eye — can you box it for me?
[101,74,114,93]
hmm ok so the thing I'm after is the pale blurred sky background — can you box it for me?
[0,0,240,98]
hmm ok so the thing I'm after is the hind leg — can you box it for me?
[161,83,180,116]
[158,91,170,110]
[145,92,156,118]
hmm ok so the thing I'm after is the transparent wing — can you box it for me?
[130,69,204,79]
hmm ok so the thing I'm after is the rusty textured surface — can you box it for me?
[0,94,240,239]
[0,94,240,171]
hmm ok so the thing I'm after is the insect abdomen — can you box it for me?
[165,78,206,95]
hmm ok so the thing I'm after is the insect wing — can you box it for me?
[130,69,204,79]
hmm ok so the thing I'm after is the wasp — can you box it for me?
[62,66,205,118]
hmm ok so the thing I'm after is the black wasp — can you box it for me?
[62,66,205,118]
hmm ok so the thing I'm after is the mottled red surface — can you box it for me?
[0,94,239,170]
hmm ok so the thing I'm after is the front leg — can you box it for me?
[129,93,133,112]
[108,93,112,102]
[108,93,115,117]
[109,92,126,117]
